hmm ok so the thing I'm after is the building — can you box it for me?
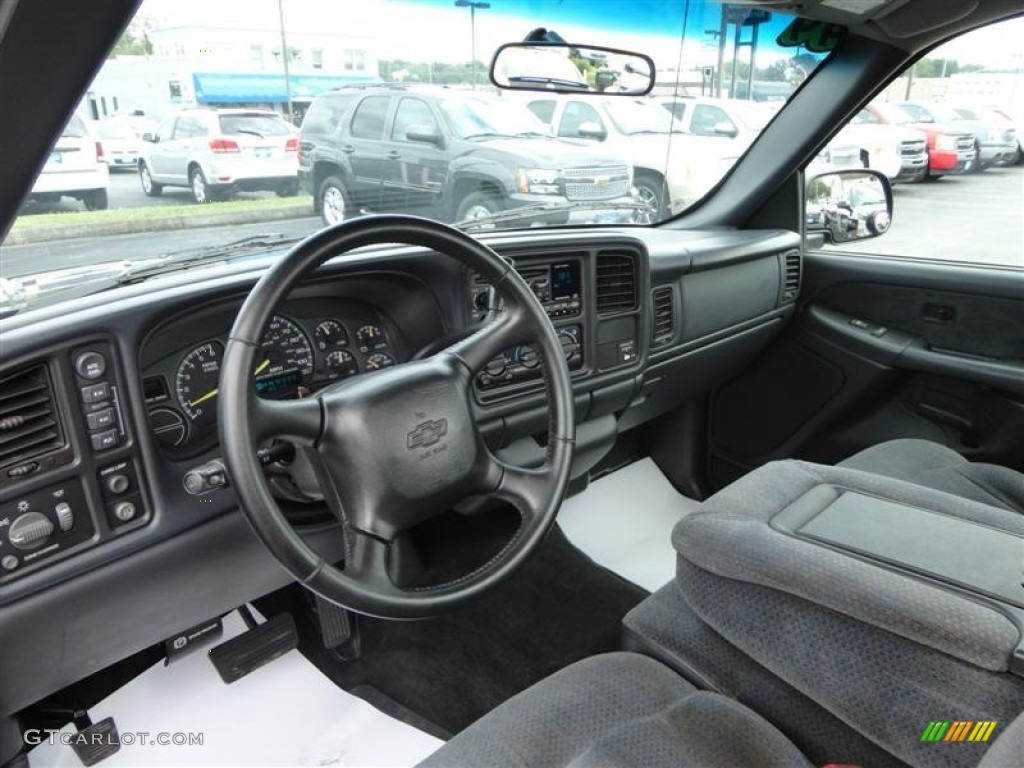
[83,23,379,123]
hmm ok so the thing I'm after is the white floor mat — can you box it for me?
[29,612,442,768]
[558,457,702,592]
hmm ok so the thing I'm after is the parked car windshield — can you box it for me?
[603,99,685,135]
[218,113,292,137]
[2,0,838,310]
[440,95,548,138]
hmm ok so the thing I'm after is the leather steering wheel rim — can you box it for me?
[219,215,575,619]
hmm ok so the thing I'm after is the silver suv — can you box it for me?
[138,108,299,203]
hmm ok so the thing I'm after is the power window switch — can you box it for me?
[871,326,889,338]
[849,318,870,329]
[55,502,74,532]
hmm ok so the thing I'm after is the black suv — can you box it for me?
[298,85,634,227]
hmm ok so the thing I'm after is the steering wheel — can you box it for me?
[219,215,575,619]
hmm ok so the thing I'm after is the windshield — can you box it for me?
[440,96,548,138]
[602,99,684,135]
[2,0,830,306]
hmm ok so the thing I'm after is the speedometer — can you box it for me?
[254,315,314,397]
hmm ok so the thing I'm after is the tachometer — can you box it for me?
[175,342,223,426]
[255,315,314,397]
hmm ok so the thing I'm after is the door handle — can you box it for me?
[340,145,355,154]
[386,151,401,160]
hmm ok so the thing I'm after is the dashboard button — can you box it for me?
[9,512,55,550]
[113,501,137,522]
[1,555,18,572]
[80,382,110,403]
[90,429,119,451]
[86,407,115,431]
[105,474,130,495]
[75,351,107,380]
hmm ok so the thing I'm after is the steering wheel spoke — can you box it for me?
[253,395,323,445]
[344,527,400,592]
[445,305,530,374]
[476,449,553,521]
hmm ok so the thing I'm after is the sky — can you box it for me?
[137,0,1024,72]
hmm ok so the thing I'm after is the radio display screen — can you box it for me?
[550,262,580,300]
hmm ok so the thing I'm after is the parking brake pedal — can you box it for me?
[68,710,119,767]
[208,613,297,684]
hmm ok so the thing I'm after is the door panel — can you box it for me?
[707,251,1024,488]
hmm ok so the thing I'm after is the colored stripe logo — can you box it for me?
[920,721,998,742]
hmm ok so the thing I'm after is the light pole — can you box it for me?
[454,0,490,89]
[277,0,293,121]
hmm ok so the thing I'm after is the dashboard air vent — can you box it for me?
[651,286,675,348]
[595,252,637,314]
[780,249,802,303]
[0,364,64,469]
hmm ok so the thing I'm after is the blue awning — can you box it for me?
[192,72,377,103]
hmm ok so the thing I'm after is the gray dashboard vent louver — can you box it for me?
[651,286,675,348]
[595,252,637,314]
[0,364,64,469]
[781,249,802,303]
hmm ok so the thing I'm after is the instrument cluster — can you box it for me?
[143,311,399,453]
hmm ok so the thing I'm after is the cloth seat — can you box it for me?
[418,652,813,768]
[838,438,1024,513]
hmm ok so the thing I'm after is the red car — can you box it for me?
[865,102,976,178]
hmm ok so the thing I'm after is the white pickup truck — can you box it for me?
[521,95,740,222]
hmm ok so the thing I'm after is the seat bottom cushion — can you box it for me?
[838,438,1024,513]
[418,652,811,768]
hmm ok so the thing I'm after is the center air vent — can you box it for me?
[651,286,675,347]
[595,252,637,314]
[0,365,64,469]
[780,249,802,304]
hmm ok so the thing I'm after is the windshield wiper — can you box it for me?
[117,234,303,285]
[234,128,265,138]
[455,200,652,232]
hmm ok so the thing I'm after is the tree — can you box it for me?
[110,21,153,57]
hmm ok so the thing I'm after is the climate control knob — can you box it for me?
[8,512,55,550]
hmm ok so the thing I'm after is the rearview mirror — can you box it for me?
[405,124,444,147]
[490,42,655,96]
[142,132,157,143]
[806,169,892,244]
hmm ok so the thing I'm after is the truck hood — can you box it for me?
[469,136,628,168]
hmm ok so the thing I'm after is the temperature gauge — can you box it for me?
[325,349,359,379]
[356,324,388,353]
[315,320,349,351]
[364,352,396,371]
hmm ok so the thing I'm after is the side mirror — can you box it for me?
[489,42,655,96]
[577,121,607,140]
[713,122,738,138]
[142,132,157,143]
[405,124,444,147]
[805,169,892,245]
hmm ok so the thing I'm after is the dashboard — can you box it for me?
[0,226,801,719]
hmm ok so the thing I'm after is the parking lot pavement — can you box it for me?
[831,165,1023,267]
[19,168,279,214]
